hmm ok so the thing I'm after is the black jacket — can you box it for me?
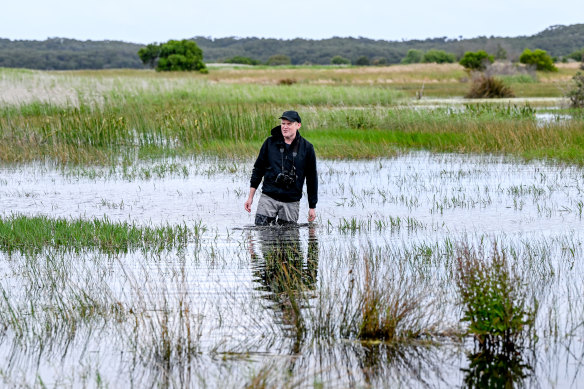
[250,126,318,208]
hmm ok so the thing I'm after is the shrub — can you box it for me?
[401,49,423,64]
[278,78,297,85]
[354,56,370,66]
[224,56,260,65]
[422,49,456,64]
[455,244,536,346]
[566,72,584,108]
[519,49,557,72]
[466,75,514,98]
[266,54,291,66]
[331,55,350,65]
[459,50,494,71]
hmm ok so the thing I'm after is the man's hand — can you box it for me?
[244,197,253,213]
[244,188,256,213]
[308,208,316,222]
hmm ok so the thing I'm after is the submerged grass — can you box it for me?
[0,214,205,253]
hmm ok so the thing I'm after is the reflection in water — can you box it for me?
[248,225,318,352]
[463,340,534,388]
[356,342,456,388]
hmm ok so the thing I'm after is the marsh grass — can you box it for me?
[335,216,425,233]
[4,100,584,164]
[0,214,205,253]
[2,67,584,164]
[356,257,431,342]
[305,249,453,348]
[120,261,203,386]
[0,68,584,165]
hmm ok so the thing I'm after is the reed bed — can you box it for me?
[0,214,205,253]
[2,66,583,165]
[2,96,584,164]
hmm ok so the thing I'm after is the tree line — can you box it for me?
[0,24,583,70]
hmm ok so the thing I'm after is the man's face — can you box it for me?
[281,119,301,140]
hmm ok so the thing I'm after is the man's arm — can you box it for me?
[245,139,269,213]
[305,144,318,222]
[305,144,318,209]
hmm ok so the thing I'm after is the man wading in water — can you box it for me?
[244,110,318,225]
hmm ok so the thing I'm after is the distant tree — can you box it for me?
[137,43,161,68]
[355,56,370,66]
[459,50,494,71]
[422,49,456,64]
[401,49,423,64]
[519,49,557,71]
[495,44,508,60]
[224,56,260,65]
[155,40,206,72]
[331,55,350,65]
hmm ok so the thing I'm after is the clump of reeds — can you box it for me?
[466,74,515,98]
[310,253,450,345]
[455,244,536,347]
[0,214,204,253]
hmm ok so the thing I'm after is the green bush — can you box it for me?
[401,49,423,64]
[138,40,206,72]
[224,56,260,65]
[331,55,350,65]
[354,56,370,66]
[422,49,456,64]
[519,49,557,72]
[459,50,494,71]
[137,43,161,68]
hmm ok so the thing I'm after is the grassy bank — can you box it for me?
[1,98,583,164]
[1,66,583,165]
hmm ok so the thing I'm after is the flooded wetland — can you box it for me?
[1,65,584,387]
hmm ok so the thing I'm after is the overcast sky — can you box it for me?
[2,0,583,44]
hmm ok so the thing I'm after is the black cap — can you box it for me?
[279,110,301,123]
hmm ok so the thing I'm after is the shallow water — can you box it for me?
[1,152,584,387]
